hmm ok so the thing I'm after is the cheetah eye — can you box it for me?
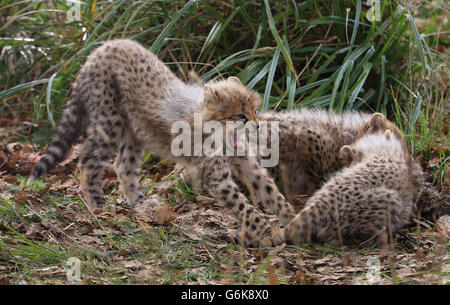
[234,113,247,121]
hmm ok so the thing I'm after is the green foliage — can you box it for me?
[0,0,448,157]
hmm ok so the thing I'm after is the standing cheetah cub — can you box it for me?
[28,39,295,246]
[284,127,424,246]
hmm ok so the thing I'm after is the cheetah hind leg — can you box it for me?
[114,133,159,208]
[284,208,315,245]
[356,188,405,248]
[79,136,115,213]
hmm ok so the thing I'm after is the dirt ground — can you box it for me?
[0,123,449,285]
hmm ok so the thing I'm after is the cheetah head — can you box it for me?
[202,77,262,152]
[357,112,406,145]
[202,77,261,123]
[341,129,404,166]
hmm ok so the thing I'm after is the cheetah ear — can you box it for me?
[384,129,392,139]
[340,145,355,165]
[188,70,203,85]
[227,76,242,85]
[368,112,387,132]
[203,85,219,104]
[253,93,262,109]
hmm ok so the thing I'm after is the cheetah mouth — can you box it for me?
[233,133,243,148]
[225,130,244,151]
[225,122,258,153]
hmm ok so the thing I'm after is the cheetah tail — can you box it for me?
[28,90,86,184]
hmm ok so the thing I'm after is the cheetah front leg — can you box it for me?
[202,157,284,247]
[232,157,296,226]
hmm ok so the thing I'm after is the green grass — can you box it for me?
[0,179,230,284]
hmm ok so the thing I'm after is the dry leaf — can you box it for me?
[60,145,80,166]
[3,174,16,184]
[123,259,143,270]
[83,222,95,234]
[313,254,333,265]
[14,190,44,205]
[289,271,305,284]
[428,157,441,167]
[342,255,353,268]
[135,268,162,284]
[7,151,19,170]
[269,243,286,256]
[436,215,450,239]
[415,248,425,259]
[0,179,8,192]
[38,182,52,196]
[154,203,177,225]
[252,248,268,261]
[268,265,278,285]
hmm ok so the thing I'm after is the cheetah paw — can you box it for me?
[261,228,285,247]
[129,195,161,208]
[144,196,161,207]
[88,204,107,215]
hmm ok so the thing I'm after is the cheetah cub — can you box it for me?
[284,127,424,246]
[258,110,411,198]
[28,39,295,246]
[258,109,372,196]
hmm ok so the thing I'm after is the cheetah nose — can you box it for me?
[250,121,259,131]
[254,118,259,130]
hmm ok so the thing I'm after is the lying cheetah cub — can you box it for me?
[284,128,424,246]
[258,109,372,196]
[28,39,295,246]
[258,111,413,198]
